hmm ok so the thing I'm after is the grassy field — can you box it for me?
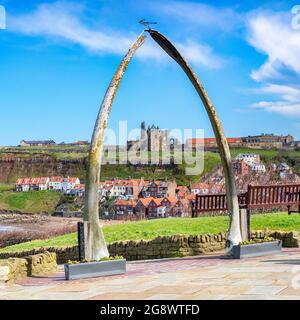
[1,212,299,253]
[0,184,15,192]
[0,190,61,214]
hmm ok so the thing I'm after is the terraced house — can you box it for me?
[118,196,192,218]
[16,177,50,192]
[139,180,177,198]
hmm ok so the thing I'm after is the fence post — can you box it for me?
[77,222,86,261]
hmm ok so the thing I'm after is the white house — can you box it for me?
[37,177,50,190]
[250,164,266,173]
[16,177,49,191]
[235,154,260,166]
[62,177,80,191]
[15,178,31,192]
[109,180,128,198]
[49,176,64,191]
[278,163,290,172]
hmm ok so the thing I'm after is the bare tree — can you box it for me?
[83,34,146,260]
[147,30,241,251]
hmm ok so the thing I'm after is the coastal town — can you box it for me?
[13,149,299,219]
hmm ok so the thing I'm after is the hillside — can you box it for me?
[0,189,61,214]
[0,146,300,186]
[0,146,221,185]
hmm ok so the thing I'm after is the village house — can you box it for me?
[139,180,177,198]
[49,176,64,191]
[15,177,49,191]
[250,163,266,173]
[235,154,260,166]
[190,182,210,195]
[113,199,137,215]
[105,178,144,199]
[232,160,249,175]
[69,184,85,197]
[148,198,164,217]
[172,199,191,217]
[15,178,31,192]
[176,186,191,199]
[62,177,80,192]
[19,140,56,147]
[134,198,153,217]
[36,177,50,191]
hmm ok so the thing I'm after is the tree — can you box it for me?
[147,30,242,252]
[83,34,147,261]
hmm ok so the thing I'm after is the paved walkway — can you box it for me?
[1,249,300,300]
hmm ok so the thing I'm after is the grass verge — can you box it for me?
[1,212,298,253]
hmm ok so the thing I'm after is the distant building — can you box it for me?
[128,121,171,152]
[69,141,90,146]
[20,140,56,147]
[186,137,242,150]
[241,134,294,149]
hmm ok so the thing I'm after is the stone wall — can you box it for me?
[108,233,226,261]
[251,230,300,247]
[0,258,28,283]
[27,252,57,276]
[0,251,57,284]
[0,231,299,265]
[0,233,227,263]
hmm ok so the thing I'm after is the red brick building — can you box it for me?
[232,160,249,175]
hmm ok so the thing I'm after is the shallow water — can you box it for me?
[0,225,19,233]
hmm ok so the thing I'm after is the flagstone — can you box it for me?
[245,285,286,295]
[1,249,300,300]
[278,286,300,296]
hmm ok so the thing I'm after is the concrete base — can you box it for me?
[233,241,282,259]
[64,259,126,280]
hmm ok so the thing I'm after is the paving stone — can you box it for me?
[1,249,300,300]
[245,285,286,295]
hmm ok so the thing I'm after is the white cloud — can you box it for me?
[247,10,300,117]
[253,100,300,117]
[8,1,224,69]
[247,11,300,82]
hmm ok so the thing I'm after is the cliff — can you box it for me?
[0,155,87,183]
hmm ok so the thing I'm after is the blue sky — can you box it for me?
[1,0,300,145]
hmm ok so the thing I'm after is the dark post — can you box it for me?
[247,209,251,240]
[77,222,85,261]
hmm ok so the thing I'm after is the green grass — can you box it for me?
[0,184,15,193]
[0,190,61,214]
[1,212,299,254]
